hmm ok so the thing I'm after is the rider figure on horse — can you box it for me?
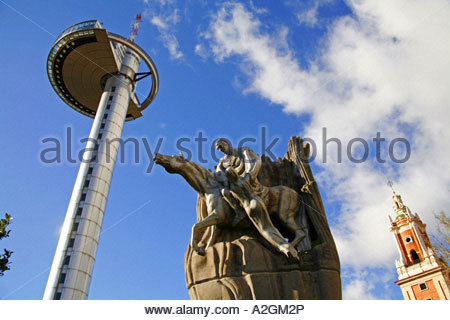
[214,138,299,260]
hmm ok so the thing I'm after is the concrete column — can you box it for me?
[43,50,139,299]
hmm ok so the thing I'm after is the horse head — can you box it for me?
[154,152,219,195]
[153,153,188,174]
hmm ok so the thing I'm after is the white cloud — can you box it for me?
[342,268,397,299]
[194,43,208,59]
[162,33,183,60]
[249,0,268,14]
[145,1,184,60]
[151,16,169,30]
[202,1,450,298]
[297,2,319,27]
[343,279,376,300]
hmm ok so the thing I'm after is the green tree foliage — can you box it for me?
[431,211,450,265]
[0,213,13,277]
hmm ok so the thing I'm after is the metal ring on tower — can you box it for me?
[107,33,159,113]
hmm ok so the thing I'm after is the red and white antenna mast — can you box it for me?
[130,13,142,43]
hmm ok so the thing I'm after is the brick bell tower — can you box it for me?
[389,189,450,300]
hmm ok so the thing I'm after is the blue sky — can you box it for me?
[1,0,449,300]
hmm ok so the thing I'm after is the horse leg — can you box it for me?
[206,225,217,250]
[191,213,222,255]
[277,189,306,248]
[191,194,226,255]
[285,217,306,247]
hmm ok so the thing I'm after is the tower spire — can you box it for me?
[387,178,395,193]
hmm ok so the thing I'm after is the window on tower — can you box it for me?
[411,250,421,264]
[419,283,428,291]
[405,236,412,244]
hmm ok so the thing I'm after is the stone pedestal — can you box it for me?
[186,235,341,299]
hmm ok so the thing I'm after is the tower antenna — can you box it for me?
[130,13,142,43]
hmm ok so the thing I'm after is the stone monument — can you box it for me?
[154,136,341,299]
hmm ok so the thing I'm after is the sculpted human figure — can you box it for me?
[153,140,305,260]
[215,139,300,260]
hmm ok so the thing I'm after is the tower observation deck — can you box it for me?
[43,20,159,300]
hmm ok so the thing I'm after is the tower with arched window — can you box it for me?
[389,191,450,300]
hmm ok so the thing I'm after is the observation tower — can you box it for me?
[43,18,159,299]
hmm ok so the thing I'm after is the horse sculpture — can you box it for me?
[153,153,305,260]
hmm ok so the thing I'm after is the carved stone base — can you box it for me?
[185,234,341,299]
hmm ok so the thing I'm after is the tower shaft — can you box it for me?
[44,50,140,299]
